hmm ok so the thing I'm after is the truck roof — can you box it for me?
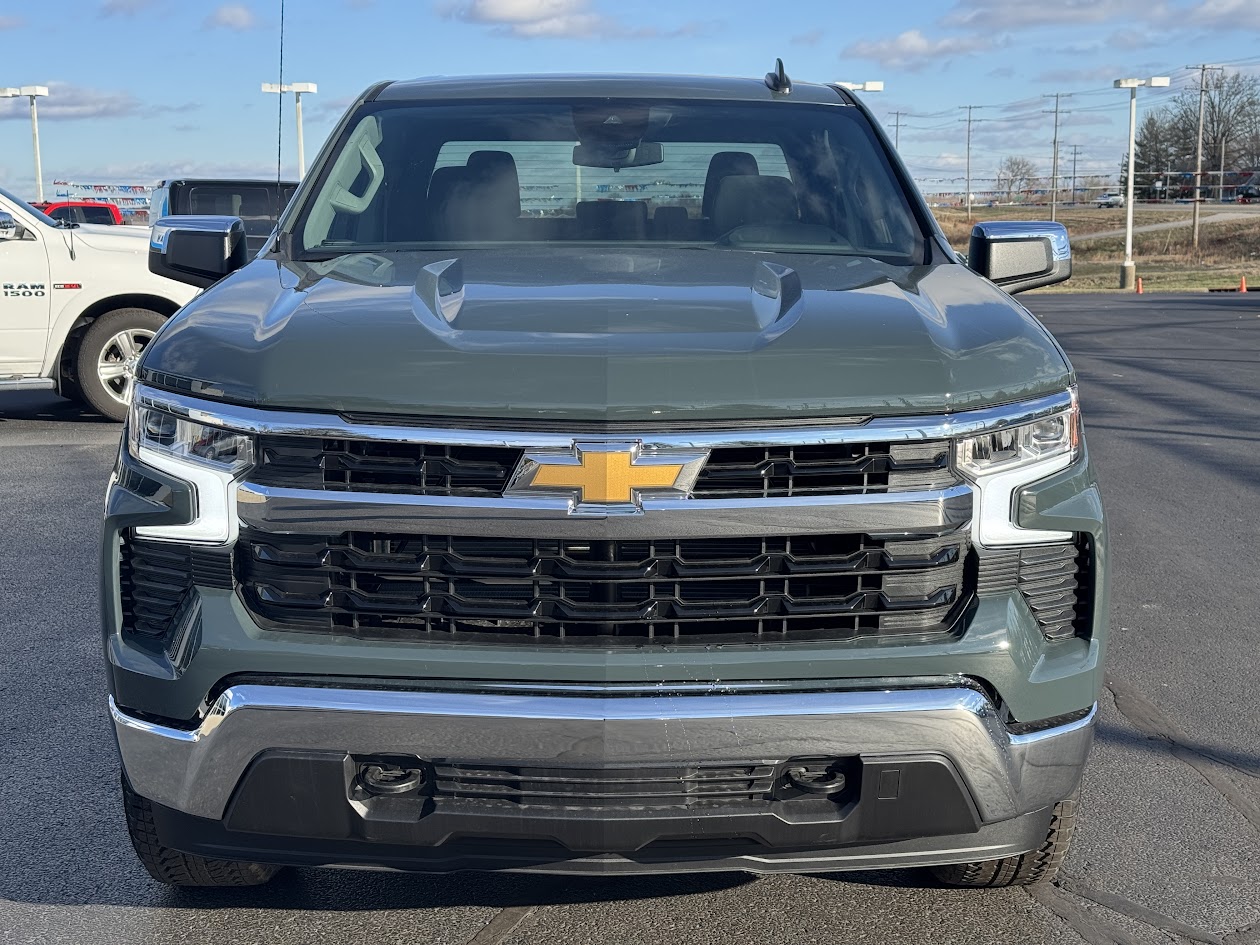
[374,73,852,106]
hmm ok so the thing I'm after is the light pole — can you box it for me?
[261,81,317,179]
[2,85,50,201]
[1113,76,1170,289]
[835,81,884,93]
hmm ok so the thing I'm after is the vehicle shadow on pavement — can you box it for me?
[144,864,953,912]
[0,391,113,424]
[1094,721,1260,776]
[150,868,757,912]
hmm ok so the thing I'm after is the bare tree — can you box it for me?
[996,156,1038,204]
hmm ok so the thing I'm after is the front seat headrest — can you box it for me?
[702,151,760,220]
[466,150,522,218]
[711,175,799,235]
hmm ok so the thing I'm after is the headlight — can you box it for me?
[956,392,1080,547]
[128,404,254,474]
[127,401,255,544]
[956,406,1078,477]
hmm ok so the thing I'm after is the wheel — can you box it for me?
[75,308,165,421]
[930,795,1077,888]
[122,776,280,887]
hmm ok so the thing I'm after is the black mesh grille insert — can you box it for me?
[693,440,954,498]
[237,528,972,644]
[252,438,520,497]
[433,762,779,808]
[249,437,956,499]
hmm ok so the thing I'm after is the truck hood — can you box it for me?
[68,223,151,255]
[141,248,1072,422]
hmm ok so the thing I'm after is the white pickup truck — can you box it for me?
[0,186,197,420]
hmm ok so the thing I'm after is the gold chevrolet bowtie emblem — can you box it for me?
[506,443,709,510]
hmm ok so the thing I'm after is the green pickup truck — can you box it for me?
[104,67,1106,889]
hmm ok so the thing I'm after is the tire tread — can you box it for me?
[122,779,278,887]
[930,796,1077,888]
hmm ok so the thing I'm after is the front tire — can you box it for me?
[122,776,280,888]
[76,308,165,421]
[930,795,1077,888]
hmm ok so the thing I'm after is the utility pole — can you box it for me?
[1043,93,1070,221]
[960,105,978,220]
[889,110,904,149]
[1218,132,1227,202]
[1072,145,1083,206]
[1188,64,1224,250]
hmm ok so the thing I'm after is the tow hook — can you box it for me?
[357,762,426,796]
[785,765,847,796]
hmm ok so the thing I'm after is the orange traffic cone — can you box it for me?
[1136,277,1143,294]
[1241,276,1249,293]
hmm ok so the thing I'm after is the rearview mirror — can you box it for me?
[149,215,248,288]
[0,211,18,241]
[968,221,1071,294]
[573,141,663,169]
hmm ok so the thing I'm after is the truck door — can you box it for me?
[0,197,53,376]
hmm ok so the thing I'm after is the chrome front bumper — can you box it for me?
[112,685,1095,825]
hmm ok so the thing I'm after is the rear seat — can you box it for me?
[651,206,692,240]
[576,200,648,240]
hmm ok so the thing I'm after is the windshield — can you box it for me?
[293,98,924,264]
[0,185,58,227]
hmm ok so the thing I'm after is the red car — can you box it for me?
[31,200,125,225]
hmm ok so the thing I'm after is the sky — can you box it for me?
[2,0,1259,199]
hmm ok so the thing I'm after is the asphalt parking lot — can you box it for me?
[1,293,1257,945]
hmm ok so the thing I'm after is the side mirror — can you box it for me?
[968,221,1071,294]
[149,215,248,288]
[0,211,19,241]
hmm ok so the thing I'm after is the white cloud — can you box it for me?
[459,0,586,23]
[440,0,708,39]
[1186,0,1260,28]
[0,83,202,123]
[0,15,24,28]
[203,3,259,31]
[100,0,159,16]
[843,30,993,71]
[942,0,1161,30]
[0,82,141,122]
[792,27,824,46]
[1036,65,1131,83]
[310,95,359,119]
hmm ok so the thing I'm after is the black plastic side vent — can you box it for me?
[977,539,1092,641]
[119,537,232,639]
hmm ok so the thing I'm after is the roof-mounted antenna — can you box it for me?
[765,58,791,94]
